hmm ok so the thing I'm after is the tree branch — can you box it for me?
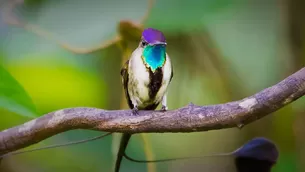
[1,67,305,156]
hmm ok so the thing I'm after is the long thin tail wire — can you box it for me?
[0,132,112,158]
[123,151,234,163]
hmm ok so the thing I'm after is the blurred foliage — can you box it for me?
[0,64,37,117]
[0,0,304,171]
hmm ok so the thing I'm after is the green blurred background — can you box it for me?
[0,0,305,171]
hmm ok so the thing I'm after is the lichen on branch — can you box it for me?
[0,67,305,156]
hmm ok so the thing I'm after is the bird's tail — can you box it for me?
[115,133,132,172]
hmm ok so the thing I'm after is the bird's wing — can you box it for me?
[167,54,173,82]
[170,64,173,82]
[120,60,134,109]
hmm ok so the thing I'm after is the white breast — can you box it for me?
[127,47,172,108]
[128,48,150,106]
[155,54,172,101]
[130,48,150,84]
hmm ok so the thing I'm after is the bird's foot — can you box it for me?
[132,106,139,115]
[161,105,168,112]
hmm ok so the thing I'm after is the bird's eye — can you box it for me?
[141,41,148,47]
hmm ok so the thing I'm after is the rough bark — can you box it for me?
[0,67,305,156]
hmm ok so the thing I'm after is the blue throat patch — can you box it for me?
[142,45,166,71]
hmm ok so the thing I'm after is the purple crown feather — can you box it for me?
[142,28,166,44]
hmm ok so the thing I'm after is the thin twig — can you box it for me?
[2,0,155,54]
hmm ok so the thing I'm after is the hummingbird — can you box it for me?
[116,28,173,172]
